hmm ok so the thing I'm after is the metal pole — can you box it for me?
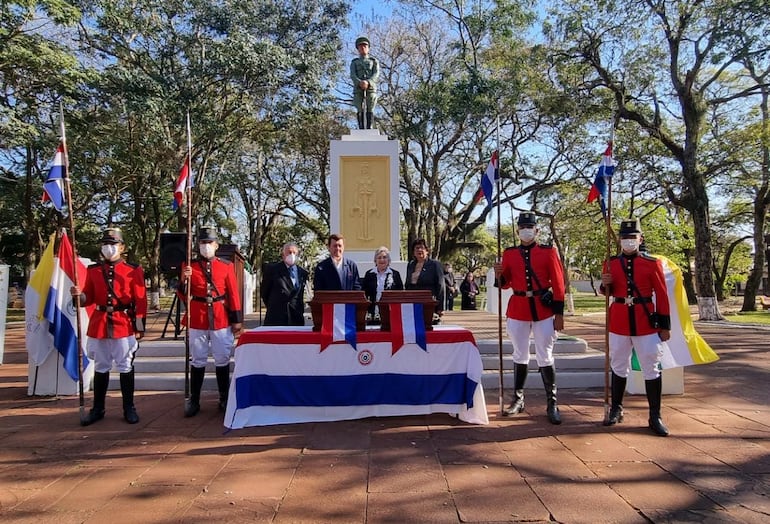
[494,118,505,416]
[183,112,193,413]
[59,105,88,425]
[602,139,614,424]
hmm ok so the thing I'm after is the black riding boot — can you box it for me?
[120,369,139,424]
[646,376,669,436]
[185,366,205,417]
[357,112,365,129]
[215,365,230,412]
[365,111,374,129]
[82,371,109,426]
[604,372,626,426]
[540,365,562,425]
[503,363,528,416]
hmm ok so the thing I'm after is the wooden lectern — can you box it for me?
[308,291,369,332]
[377,290,437,332]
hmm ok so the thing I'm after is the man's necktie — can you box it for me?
[290,266,298,288]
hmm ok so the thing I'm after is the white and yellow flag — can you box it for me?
[653,255,719,369]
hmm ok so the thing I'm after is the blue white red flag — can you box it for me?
[587,142,615,216]
[42,143,66,211]
[43,232,90,381]
[480,150,499,208]
[172,158,191,210]
[389,303,427,354]
[320,303,357,351]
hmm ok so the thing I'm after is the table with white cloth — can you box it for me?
[224,325,488,428]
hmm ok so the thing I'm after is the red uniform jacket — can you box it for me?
[82,260,147,339]
[602,253,671,336]
[498,244,565,321]
[179,257,242,330]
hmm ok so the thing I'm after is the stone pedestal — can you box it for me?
[330,129,400,275]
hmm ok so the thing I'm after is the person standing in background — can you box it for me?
[261,242,309,326]
[600,218,671,436]
[361,246,404,322]
[71,227,147,426]
[313,234,362,291]
[460,271,480,310]
[179,226,242,418]
[405,238,445,323]
[443,263,456,311]
[494,212,565,425]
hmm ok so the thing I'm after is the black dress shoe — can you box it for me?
[124,406,139,424]
[503,399,525,416]
[648,416,669,436]
[546,404,562,425]
[184,400,200,418]
[81,408,105,426]
[603,406,624,426]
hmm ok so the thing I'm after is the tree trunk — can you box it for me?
[696,296,722,321]
[681,268,697,304]
[690,193,723,320]
[741,207,767,311]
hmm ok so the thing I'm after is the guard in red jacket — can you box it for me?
[494,212,566,424]
[179,226,242,417]
[601,218,671,436]
[72,227,147,426]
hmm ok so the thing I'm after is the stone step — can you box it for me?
[108,373,224,391]
[117,336,603,391]
[476,336,589,355]
[481,351,605,371]
[481,369,605,389]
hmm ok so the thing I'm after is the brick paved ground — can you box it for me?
[1,309,768,523]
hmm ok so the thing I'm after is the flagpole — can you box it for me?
[59,104,88,424]
[602,135,614,425]
[494,117,505,416]
[183,112,193,414]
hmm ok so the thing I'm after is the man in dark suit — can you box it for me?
[261,242,309,326]
[313,234,362,291]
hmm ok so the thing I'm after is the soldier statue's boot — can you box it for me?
[503,363,528,416]
[357,112,365,130]
[215,365,230,412]
[120,369,139,424]
[185,366,205,417]
[540,365,562,425]
[604,372,626,426]
[365,111,374,129]
[82,371,109,426]
[646,376,669,436]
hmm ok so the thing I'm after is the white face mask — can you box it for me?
[199,243,217,259]
[621,238,640,253]
[101,244,120,261]
[284,253,298,266]
[518,228,536,243]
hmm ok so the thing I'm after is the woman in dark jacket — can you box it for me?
[405,238,446,322]
[459,271,480,310]
[361,246,403,322]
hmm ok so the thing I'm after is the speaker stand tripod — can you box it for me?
[162,293,183,339]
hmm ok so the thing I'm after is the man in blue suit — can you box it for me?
[313,234,362,291]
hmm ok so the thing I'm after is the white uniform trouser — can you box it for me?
[189,327,234,368]
[609,332,663,380]
[506,318,557,367]
[88,336,138,373]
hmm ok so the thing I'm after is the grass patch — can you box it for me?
[570,292,606,313]
[721,311,770,326]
